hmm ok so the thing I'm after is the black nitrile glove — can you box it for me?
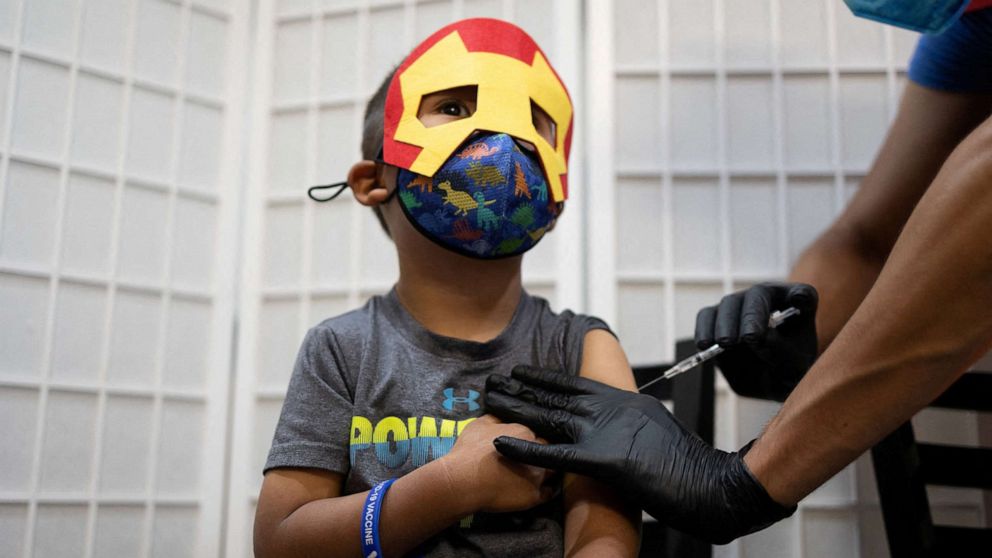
[485,366,796,544]
[695,282,818,401]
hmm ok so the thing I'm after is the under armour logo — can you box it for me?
[442,388,480,411]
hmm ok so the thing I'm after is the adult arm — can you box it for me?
[699,84,991,399]
[254,416,552,558]
[484,115,992,541]
[563,330,642,557]
[746,112,992,505]
[789,83,991,351]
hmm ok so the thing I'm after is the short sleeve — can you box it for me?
[559,313,615,377]
[908,9,992,93]
[263,326,356,475]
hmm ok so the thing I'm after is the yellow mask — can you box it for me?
[383,18,574,202]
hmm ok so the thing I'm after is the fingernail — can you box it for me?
[790,287,815,307]
[741,322,762,342]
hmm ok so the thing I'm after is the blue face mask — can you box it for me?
[843,0,970,34]
[393,133,561,259]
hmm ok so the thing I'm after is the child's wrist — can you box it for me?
[434,453,486,513]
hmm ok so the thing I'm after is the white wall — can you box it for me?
[0,1,985,557]
[0,0,246,556]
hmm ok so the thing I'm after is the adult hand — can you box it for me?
[485,367,795,544]
[695,282,818,401]
[440,414,555,513]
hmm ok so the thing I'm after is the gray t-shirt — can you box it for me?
[264,288,612,557]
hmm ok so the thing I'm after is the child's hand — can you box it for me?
[439,414,555,513]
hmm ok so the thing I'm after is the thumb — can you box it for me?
[493,437,602,478]
[786,283,818,314]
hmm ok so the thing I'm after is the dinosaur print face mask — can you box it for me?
[394,133,561,259]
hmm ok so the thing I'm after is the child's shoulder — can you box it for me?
[306,295,386,342]
[524,291,613,338]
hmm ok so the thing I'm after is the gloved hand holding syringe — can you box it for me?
[638,307,802,392]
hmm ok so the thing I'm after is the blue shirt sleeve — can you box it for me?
[908,8,992,93]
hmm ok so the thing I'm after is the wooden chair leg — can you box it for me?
[870,422,937,558]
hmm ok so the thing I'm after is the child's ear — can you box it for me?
[348,161,391,206]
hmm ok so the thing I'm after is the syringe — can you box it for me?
[638,307,801,392]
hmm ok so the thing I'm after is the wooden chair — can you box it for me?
[870,371,992,557]
[633,339,715,558]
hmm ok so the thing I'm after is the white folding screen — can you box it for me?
[0,0,246,557]
[590,1,984,557]
[225,1,583,556]
[2,1,985,557]
[590,1,901,556]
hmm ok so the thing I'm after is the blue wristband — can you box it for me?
[361,479,396,558]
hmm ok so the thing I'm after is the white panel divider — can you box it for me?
[23,0,83,555]
[591,1,943,556]
[3,1,982,556]
[0,1,241,557]
[227,0,276,553]
[586,0,615,325]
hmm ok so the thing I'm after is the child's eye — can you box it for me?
[439,101,470,117]
[417,86,478,127]
[530,100,557,146]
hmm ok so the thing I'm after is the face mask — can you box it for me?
[393,133,561,259]
[843,0,969,34]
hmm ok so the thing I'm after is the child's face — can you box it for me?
[381,19,573,205]
[362,85,561,263]
[356,18,572,262]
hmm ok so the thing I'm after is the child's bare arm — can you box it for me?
[254,416,551,558]
[562,329,642,558]
[254,463,466,558]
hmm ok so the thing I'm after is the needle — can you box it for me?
[638,307,801,392]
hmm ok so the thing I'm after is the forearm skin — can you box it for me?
[748,116,992,506]
[789,228,886,352]
[790,84,992,352]
[257,457,475,558]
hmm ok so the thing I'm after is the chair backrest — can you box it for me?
[633,339,715,558]
[870,371,992,557]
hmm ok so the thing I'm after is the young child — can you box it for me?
[254,18,641,558]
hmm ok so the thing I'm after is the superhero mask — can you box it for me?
[383,17,573,203]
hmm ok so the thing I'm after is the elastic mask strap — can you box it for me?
[307,180,397,204]
[308,146,391,203]
[307,181,348,202]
